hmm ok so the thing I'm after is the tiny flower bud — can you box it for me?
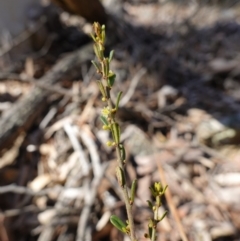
[106,141,112,146]
[111,108,117,114]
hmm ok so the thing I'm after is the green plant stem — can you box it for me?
[93,23,168,239]
[151,227,156,241]
[107,95,137,241]
[116,146,137,241]
[151,198,160,241]
[92,22,137,241]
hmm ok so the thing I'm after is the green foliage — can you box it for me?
[145,183,168,241]
[91,22,167,241]
[110,215,129,234]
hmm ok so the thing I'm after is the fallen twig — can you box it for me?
[157,162,189,241]
[76,163,108,241]
[0,72,74,97]
[0,43,93,152]
[0,184,62,196]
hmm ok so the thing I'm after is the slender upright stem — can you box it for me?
[115,145,137,241]
[92,22,137,241]
[92,22,167,241]
[108,96,137,241]
[151,228,156,241]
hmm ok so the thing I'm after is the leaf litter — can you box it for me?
[1,0,240,240]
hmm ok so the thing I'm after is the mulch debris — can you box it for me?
[1,1,240,240]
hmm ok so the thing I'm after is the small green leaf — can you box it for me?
[107,71,116,87]
[116,91,122,110]
[110,215,127,233]
[100,115,109,126]
[97,80,106,98]
[111,122,120,144]
[130,179,137,205]
[149,186,157,197]
[148,222,153,239]
[94,43,104,60]
[147,200,153,210]
[93,44,100,60]
[101,25,106,43]
[109,50,114,62]
[105,86,111,99]
[157,211,168,222]
[148,227,153,239]
[116,166,125,187]
[91,60,100,73]
[90,33,96,42]
[103,58,109,77]
[119,144,126,162]
[161,185,168,195]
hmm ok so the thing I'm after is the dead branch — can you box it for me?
[0,184,63,196]
[76,163,108,241]
[0,73,74,97]
[0,43,93,152]
[157,163,189,241]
